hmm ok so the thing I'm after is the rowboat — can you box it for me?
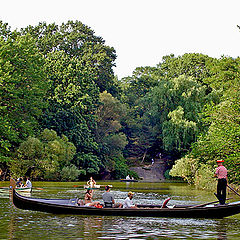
[12,189,240,218]
[84,184,101,189]
[0,186,32,193]
[120,179,138,182]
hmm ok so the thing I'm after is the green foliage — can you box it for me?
[11,129,76,180]
[171,56,240,187]
[112,156,138,179]
[22,20,117,95]
[74,152,102,175]
[157,53,212,83]
[170,156,198,184]
[0,28,48,170]
[195,164,216,191]
[162,106,197,151]
[121,54,216,162]
[60,165,83,181]
[94,91,128,170]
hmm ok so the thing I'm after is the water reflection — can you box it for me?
[1,182,240,239]
[4,212,239,240]
[216,220,227,240]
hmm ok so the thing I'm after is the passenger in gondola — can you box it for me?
[122,192,138,208]
[84,188,100,207]
[102,185,122,208]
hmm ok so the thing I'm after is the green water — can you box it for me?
[1,181,240,239]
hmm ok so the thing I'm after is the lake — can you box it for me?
[1,181,240,239]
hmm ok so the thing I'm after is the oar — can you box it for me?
[33,187,44,190]
[227,185,240,197]
[188,197,232,209]
[73,185,113,188]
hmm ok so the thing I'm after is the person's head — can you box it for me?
[86,188,92,194]
[128,191,134,199]
[105,185,111,191]
[217,160,224,166]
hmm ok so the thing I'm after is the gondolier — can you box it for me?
[214,160,228,205]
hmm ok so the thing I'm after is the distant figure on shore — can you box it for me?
[214,160,228,205]
[87,177,96,188]
[152,158,154,165]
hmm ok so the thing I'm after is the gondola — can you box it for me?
[12,189,240,218]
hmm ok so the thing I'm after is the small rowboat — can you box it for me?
[84,185,101,189]
[0,187,32,193]
[11,189,240,218]
[83,185,112,189]
[120,179,138,182]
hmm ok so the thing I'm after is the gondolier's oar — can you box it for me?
[188,198,232,209]
[227,185,240,197]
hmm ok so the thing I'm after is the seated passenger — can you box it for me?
[83,189,100,207]
[102,185,122,208]
[123,192,138,208]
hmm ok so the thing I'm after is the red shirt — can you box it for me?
[215,165,227,179]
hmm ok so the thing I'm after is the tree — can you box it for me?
[22,20,117,95]
[94,91,128,171]
[0,30,48,174]
[171,56,240,187]
[21,21,118,176]
[11,129,76,180]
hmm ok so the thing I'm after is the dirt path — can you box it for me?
[130,158,167,182]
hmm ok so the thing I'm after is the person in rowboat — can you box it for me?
[24,177,32,188]
[16,178,23,187]
[214,159,228,205]
[122,192,138,208]
[87,177,96,188]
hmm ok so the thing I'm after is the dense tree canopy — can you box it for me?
[0,26,48,173]
[0,20,239,187]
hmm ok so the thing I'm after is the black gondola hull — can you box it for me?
[12,189,240,219]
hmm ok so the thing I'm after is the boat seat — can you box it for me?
[104,202,113,208]
[161,197,171,208]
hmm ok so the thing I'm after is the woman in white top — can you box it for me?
[123,192,137,208]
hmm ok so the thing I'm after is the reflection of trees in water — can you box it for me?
[81,217,103,239]
[216,220,227,240]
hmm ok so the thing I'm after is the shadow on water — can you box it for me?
[1,181,240,239]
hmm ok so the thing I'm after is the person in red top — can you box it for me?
[214,160,228,205]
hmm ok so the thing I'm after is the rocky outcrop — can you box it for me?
[130,159,167,182]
